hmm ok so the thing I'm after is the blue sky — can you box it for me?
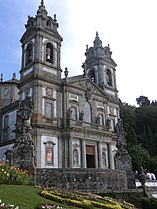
[1,0,157,105]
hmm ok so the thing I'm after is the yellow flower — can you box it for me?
[7,173,9,177]
[1,169,4,172]
[4,171,7,174]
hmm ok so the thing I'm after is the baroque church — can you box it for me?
[0,1,120,170]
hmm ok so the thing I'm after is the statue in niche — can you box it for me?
[73,149,79,166]
[96,115,100,125]
[67,107,72,119]
[79,110,84,121]
[85,87,92,100]
[106,118,111,129]
[102,151,107,168]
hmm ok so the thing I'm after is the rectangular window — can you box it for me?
[45,148,53,165]
[4,115,9,129]
[44,141,55,166]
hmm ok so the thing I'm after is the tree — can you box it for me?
[126,127,137,148]
[129,144,150,171]
[136,96,150,107]
[120,103,136,132]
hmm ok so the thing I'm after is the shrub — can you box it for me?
[141,197,157,209]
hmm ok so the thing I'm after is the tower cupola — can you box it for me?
[24,0,59,32]
[83,32,118,97]
[20,0,63,83]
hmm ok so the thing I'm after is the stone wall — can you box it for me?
[35,168,128,193]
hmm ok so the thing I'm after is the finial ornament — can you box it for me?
[41,0,44,6]
[64,67,69,78]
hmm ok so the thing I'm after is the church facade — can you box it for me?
[0,1,120,170]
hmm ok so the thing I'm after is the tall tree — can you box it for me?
[129,144,150,171]
[136,96,150,107]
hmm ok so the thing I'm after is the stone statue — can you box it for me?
[11,89,36,170]
[79,110,84,121]
[96,115,100,125]
[114,118,135,189]
[106,118,111,129]
[115,118,126,149]
[17,90,34,128]
[138,166,146,188]
[68,107,72,119]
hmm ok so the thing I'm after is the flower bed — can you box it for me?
[0,163,33,185]
[40,189,135,209]
[37,204,67,209]
[0,199,19,209]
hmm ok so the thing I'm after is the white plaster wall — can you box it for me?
[0,144,14,161]
[3,110,17,141]
[41,135,58,168]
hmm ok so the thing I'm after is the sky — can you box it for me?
[0,0,157,106]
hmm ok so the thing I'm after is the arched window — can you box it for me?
[88,68,95,82]
[83,101,92,123]
[106,69,112,86]
[46,20,51,27]
[46,43,53,63]
[26,43,33,66]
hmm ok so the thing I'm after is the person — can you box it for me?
[145,170,151,180]
[151,172,156,180]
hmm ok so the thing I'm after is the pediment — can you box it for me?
[68,77,106,98]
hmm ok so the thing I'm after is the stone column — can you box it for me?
[82,139,86,168]
[109,143,114,169]
[69,138,72,168]
[97,142,102,168]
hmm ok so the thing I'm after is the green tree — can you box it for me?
[128,144,150,171]
[126,127,137,148]
[136,95,150,107]
[120,103,136,132]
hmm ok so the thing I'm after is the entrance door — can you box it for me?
[86,145,95,168]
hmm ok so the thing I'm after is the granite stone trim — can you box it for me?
[35,168,128,193]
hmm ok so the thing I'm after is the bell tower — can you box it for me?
[84,32,118,97]
[18,1,63,167]
[19,0,63,117]
[19,0,63,92]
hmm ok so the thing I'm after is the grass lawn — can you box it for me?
[0,184,137,209]
[0,184,78,209]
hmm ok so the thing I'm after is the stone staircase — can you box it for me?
[136,180,157,198]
